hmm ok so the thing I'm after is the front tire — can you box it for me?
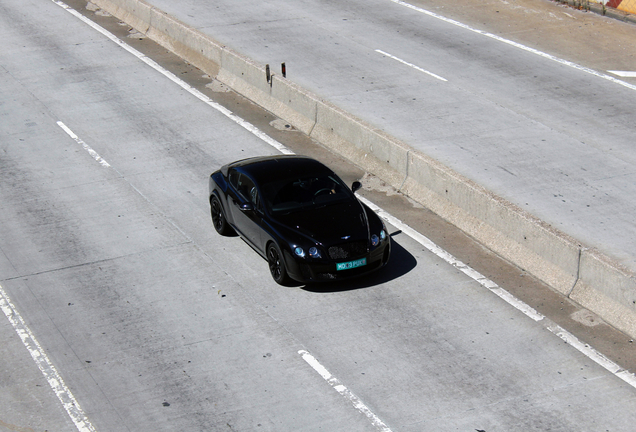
[267,243,290,285]
[210,195,234,236]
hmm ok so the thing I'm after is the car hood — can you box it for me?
[272,201,369,245]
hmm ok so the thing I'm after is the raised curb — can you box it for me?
[91,0,636,339]
[555,0,636,24]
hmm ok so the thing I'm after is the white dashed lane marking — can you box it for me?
[608,71,636,78]
[299,350,393,432]
[389,0,636,92]
[6,3,633,432]
[375,49,447,82]
[57,121,111,168]
[0,284,97,432]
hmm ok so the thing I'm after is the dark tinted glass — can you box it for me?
[261,174,352,214]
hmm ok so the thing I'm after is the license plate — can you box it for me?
[336,258,367,271]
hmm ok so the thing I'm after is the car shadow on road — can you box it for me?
[300,234,417,293]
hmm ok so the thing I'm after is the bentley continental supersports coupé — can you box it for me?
[209,155,391,284]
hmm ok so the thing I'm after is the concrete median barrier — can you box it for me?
[95,0,151,34]
[146,6,223,77]
[91,0,636,339]
[572,250,636,336]
[310,100,411,189]
[401,151,583,297]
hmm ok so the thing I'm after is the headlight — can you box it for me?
[294,246,322,259]
[371,229,387,247]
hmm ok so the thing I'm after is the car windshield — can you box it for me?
[261,174,353,214]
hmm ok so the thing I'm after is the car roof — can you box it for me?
[225,155,334,184]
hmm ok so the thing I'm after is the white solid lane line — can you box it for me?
[51,0,294,157]
[359,195,636,389]
[0,284,97,432]
[389,0,636,92]
[8,2,631,432]
[359,197,544,322]
[375,49,448,82]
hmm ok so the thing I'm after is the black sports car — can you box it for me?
[208,155,391,284]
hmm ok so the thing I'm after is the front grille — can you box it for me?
[328,241,367,260]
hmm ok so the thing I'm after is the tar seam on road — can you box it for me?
[16,1,634,431]
[389,0,636,93]
[0,284,97,432]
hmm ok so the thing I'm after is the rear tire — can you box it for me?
[267,243,290,285]
[210,195,234,236]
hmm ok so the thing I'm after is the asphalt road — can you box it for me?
[1,1,636,431]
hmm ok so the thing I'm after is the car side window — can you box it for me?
[229,170,251,198]
[237,174,260,205]
[250,186,263,211]
[228,169,240,190]
[238,175,253,200]
[228,170,262,211]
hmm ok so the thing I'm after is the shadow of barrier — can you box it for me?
[93,0,636,339]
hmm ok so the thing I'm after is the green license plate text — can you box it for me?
[336,258,367,271]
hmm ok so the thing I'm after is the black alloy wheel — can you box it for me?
[267,243,289,285]
[210,196,233,236]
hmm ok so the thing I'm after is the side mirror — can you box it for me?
[351,181,362,193]
[239,202,254,212]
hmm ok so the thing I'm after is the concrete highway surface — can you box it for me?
[139,0,636,272]
[1,0,636,431]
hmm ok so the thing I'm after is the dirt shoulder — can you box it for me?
[407,0,636,74]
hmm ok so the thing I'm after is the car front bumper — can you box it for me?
[284,242,391,283]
